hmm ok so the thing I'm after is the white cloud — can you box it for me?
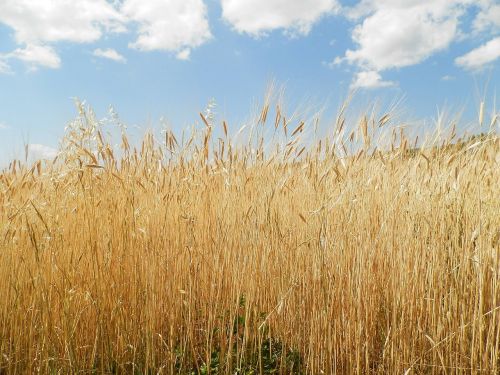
[27,144,58,160]
[0,0,497,75]
[350,70,395,89]
[0,0,124,45]
[122,0,212,53]
[221,0,339,36]
[340,0,464,71]
[0,123,9,130]
[472,1,500,34]
[0,0,124,69]
[455,37,500,70]
[0,0,213,69]
[93,48,126,63]
[335,0,500,89]
[6,44,61,69]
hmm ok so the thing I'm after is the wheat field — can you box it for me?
[0,98,499,374]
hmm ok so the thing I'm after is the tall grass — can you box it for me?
[0,97,499,374]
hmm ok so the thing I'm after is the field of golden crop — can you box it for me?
[1,99,499,374]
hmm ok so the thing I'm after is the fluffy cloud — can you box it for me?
[1,0,498,76]
[122,0,211,56]
[93,48,126,63]
[456,0,500,70]
[0,0,212,68]
[221,0,339,36]
[0,0,124,44]
[6,44,61,69]
[340,0,463,71]
[336,0,500,89]
[351,70,395,89]
[472,1,500,34]
[0,0,124,69]
[455,37,500,70]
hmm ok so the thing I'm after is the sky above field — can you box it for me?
[0,0,499,165]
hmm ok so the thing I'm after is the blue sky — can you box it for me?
[0,0,499,165]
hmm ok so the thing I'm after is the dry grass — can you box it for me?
[0,98,499,374]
